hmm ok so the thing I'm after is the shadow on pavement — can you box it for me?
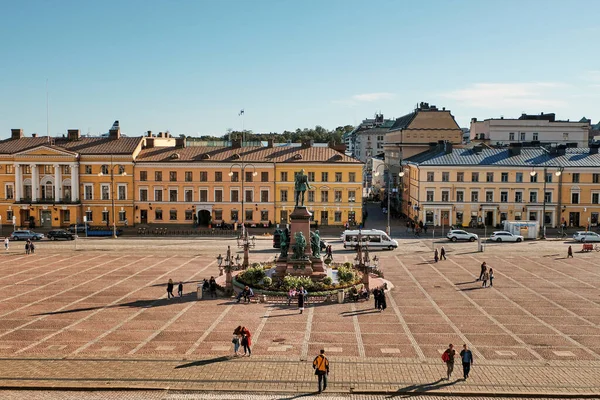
[175,356,231,369]
[148,279,204,288]
[458,287,484,292]
[455,280,478,285]
[387,378,460,396]
[276,393,320,400]
[340,309,380,317]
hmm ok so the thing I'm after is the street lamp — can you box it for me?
[98,155,126,239]
[531,166,563,239]
[374,165,404,236]
[228,163,257,228]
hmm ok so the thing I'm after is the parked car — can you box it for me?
[488,231,523,242]
[573,231,600,242]
[47,229,77,240]
[66,223,87,233]
[10,230,44,241]
[446,229,478,242]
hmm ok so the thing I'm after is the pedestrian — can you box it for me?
[377,289,387,311]
[167,279,175,299]
[298,286,306,314]
[567,245,573,258]
[312,349,329,393]
[434,248,439,263]
[287,287,297,306]
[209,276,217,298]
[4,237,8,251]
[373,288,380,310]
[241,326,252,356]
[440,246,446,260]
[232,326,242,356]
[460,344,473,379]
[442,343,456,380]
[25,240,30,255]
[478,262,487,281]
[406,221,410,233]
[482,269,489,288]
[488,268,494,287]
[177,281,183,297]
[29,241,35,254]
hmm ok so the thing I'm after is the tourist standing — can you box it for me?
[567,246,573,258]
[478,262,487,281]
[488,268,494,287]
[287,288,297,306]
[373,288,380,310]
[4,237,8,251]
[298,286,306,314]
[241,326,252,356]
[177,282,183,297]
[482,269,489,288]
[232,326,242,356]
[440,246,446,260]
[377,289,387,311]
[30,241,35,254]
[25,240,30,255]
[209,276,217,298]
[434,248,439,263]
[167,279,175,299]
[312,349,329,393]
[442,344,456,380]
[460,344,473,379]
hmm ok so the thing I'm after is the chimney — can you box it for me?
[67,129,80,141]
[145,138,155,148]
[109,126,120,139]
[328,142,346,153]
[508,142,522,156]
[32,133,37,138]
[158,132,164,138]
[231,138,242,149]
[175,137,186,148]
[11,129,23,140]
[443,141,452,154]
[590,143,599,154]
[301,139,313,149]
[147,131,153,137]
[267,139,274,148]
[557,145,566,156]
[471,118,477,123]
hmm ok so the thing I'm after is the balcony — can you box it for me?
[15,197,80,205]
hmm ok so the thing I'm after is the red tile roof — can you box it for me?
[136,145,361,164]
[0,137,143,155]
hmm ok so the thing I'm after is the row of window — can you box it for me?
[138,170,357,183]
[507,132,569,141]
[425,190,599,204]
[426,171,597,184]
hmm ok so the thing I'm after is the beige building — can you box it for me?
[403,142,600,229]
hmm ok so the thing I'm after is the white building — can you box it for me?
[470,113,590,146]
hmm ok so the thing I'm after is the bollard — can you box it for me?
[337,289,344,304]
[197,284,203,300]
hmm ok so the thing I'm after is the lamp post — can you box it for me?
[228,163,257,230]
[98,155,126,239]
[236,228,256,269]
[531,167,563,239]
[353,229,374,291]
[374,164,404,236]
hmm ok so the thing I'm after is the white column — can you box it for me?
[54,164,61,201]
[31,164,39,202]
[71,164,79,201]
[14,164,22,201]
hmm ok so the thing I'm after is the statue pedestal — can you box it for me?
[290,207,312,258]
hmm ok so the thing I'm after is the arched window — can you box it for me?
[62,178,72,201]
[41,178,54,200]
[23,178,32,201]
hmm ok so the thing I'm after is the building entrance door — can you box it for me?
[40,210,52,228]
[485,211,493,226]
[441,211,449,226]
[140,210,148,224]
[569,212,580,227]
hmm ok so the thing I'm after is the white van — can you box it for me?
[341,229,398,250]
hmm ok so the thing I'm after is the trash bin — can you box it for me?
[337,289,345,304]
[478,243,485,252]
[197,284,203,300]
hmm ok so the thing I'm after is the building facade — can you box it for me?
[403,143,600,229]
[470,113,590,146]
[0,130,363,229]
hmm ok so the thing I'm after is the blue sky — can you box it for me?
[1,0,599,139]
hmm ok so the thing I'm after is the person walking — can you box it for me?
[209,276,217,298]
[241,326,252,356]
[298,286,306,314]
[567,245,573,258]
[406,221,410,233]
[440,246,447,260]
[287,288,297,306]
[4,237,8,251]
[460,344,473,379]
[232,326,242,356]
[167,279,175,299]
[313,349,329,393]
[442,343,456,380]
[482,269,489,288]
[488,268,494,287]
[434,248,439,263]
[177,281,183,297]
[373,288,380,310]
[478,262,487,281]
[25,240,30,255]
[29,241,35,254]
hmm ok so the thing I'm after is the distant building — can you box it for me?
[470,113,590,146]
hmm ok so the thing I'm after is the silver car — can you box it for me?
[488,231,523,243]
[10,230,44,241]
[446,229,478,242]
[572,231,600,242]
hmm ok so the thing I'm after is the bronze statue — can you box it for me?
[294,169,312,207]
[292,231,308,259]
[310,230,321,257]
[280,228,289,258]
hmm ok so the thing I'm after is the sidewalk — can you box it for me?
[1,356,599,396]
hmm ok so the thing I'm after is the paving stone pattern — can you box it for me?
[0,239,600,396]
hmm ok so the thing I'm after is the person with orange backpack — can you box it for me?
[442,343,456,380]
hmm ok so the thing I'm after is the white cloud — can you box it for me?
[583,71,600,82]
[351,92,396,102]
[440,82,568,109]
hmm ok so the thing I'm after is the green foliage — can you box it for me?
[324,258,332,265]
[343,262,353,269]
[237,266,266,285]
[282,275,315,291]
[263,276,272,286]
[188,125,355,144]
[337,266,356,283]
[322,276,333,286]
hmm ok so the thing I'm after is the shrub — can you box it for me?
[282,275,315,291]
[324,258,332,265]
[322,276,333,286]
[337,266,356,283]
[343,262,353,269]
[263,276,272,286]
[238,266,266,285]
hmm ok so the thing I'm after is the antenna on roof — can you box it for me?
[46,79,50,143]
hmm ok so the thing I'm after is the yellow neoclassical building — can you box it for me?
[403,143,600,229]
[0,130,363,229]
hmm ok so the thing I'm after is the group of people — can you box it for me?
[406,220,427,237]
[372,287,387,311]
[231,326,252,357]
[324,245,333,260]
[442,343,473,380]
[166,279,183,299]
[202,277,218,298]
[24,240,36,255]
[433,247,446,262]
[478,262,494,288]
[236,285,255,303]
[287,286,309,313]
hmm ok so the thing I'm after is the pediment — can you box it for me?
[14,145,78,158]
